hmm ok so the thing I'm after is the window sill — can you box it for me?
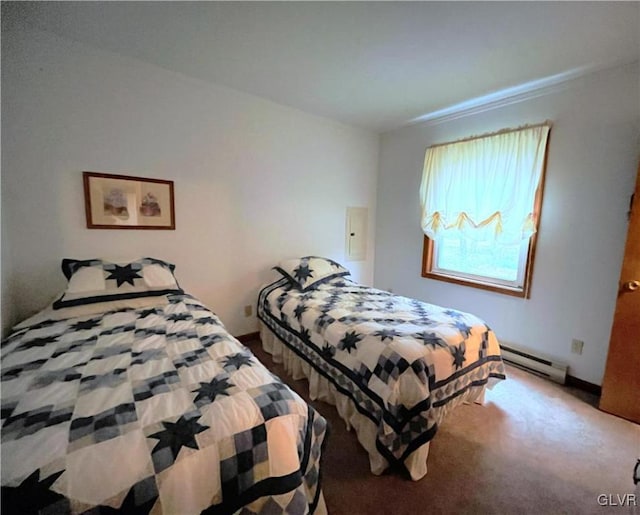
[421,270,529,298]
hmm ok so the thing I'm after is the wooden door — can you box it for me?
[599,164,640,423]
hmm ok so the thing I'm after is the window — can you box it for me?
[420,123,550,298]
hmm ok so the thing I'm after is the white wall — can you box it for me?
[375,63,639,385]
[1,27,379,336]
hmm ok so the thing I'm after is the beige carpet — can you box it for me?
[247,339,640,515]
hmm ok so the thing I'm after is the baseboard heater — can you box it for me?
[500,343,568,384]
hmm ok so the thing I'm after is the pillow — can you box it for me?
[275,256,350,291]
[53,257,183,309]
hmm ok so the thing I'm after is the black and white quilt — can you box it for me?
[1,294,327,514]
[258,277,505,472]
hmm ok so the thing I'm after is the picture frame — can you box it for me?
[83,171,175,230]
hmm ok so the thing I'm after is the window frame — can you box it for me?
[421,163,547,299]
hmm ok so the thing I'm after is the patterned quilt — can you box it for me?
[258,277,505,471]
[1,294,327,514]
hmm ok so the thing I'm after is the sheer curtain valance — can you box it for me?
[419,124,550,244]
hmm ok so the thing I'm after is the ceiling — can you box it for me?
[4,1,639,132]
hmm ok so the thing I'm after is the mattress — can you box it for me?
[1,293,327,514]
[258,276,505,480]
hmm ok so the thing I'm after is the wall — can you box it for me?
[375,63,639,385]
[1,27,379,336]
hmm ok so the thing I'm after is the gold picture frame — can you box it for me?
[83,171,175,230]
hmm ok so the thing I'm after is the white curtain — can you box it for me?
[419,124,550,244]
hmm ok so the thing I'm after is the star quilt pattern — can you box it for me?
[1,294,327,514]
[258,277,505,470]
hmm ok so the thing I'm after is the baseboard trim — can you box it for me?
[236,331,260,344]
[566,374,601,396]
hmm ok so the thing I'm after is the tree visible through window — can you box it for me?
[420,123,551,298]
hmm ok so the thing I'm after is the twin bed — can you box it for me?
[1,255,505,513]
[258,256,506,480]
[1,258,326,514]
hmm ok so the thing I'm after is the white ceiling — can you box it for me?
[4,1,639,132]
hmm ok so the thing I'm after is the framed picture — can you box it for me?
[83,171,175,230]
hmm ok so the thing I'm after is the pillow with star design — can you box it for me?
[275,256,350,292]
[52,257,183,309]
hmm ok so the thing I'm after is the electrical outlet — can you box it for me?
[571,339,584,355]
[244,305,252,317]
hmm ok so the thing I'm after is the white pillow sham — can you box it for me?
[53,257,182,309]
[274,256,350,291]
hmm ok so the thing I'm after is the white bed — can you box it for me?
[1,257,328,514]
[258,256,505,480]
